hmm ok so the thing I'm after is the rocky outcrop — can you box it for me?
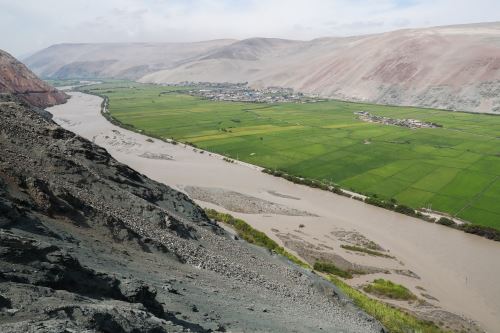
[0,49,68,108]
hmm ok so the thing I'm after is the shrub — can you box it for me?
[394,205,415,216]
[364,197,395,210]
[458,224,500,241]
[437,217,456,227]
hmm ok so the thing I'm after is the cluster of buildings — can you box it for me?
[355,111,441,129]
[166,82,320,103]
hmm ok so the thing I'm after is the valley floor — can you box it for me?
[48,92,500,332]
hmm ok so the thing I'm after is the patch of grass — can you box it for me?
[340,245,393,258]
[204,208,309,268]
[363,279,417,301]
[328,276,446,333]
[313,261,353,278]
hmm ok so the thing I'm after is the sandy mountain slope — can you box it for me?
[0,53,383,332]
[0,50,67,108]
[24,40,236,80]
[26,22,500,113]
[141,22,500,113]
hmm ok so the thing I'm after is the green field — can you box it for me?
[82,82,500,229]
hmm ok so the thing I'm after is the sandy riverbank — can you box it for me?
[48,92,500,332]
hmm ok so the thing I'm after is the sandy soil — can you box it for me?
[48,92,500,332]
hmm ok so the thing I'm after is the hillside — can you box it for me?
[27,22,500,113]
[0,52,383,332]
[0,50,68,108]
[24,40,235,80]
[141,22,500,113]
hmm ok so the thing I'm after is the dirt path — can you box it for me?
[48,92,500,332]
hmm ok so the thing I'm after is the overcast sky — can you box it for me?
[2,0,500,57]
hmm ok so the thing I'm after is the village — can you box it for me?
[165,82,322,103]
[355,111,442,129]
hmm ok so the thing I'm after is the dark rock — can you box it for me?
[0,296,11,309]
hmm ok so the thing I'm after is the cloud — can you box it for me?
[1,0,499,56]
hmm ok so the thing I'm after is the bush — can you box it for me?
[458,224,500,241]
[437,217,456,227]
[394,205,415,216]
[364,197,395,210]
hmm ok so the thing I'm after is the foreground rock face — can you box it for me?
[0,49,68,108]
[0,93,383,332]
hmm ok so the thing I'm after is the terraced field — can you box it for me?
[82,82,500,228]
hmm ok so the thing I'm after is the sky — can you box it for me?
[2,0,500,57]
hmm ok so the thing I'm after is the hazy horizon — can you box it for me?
[2,0,500,57]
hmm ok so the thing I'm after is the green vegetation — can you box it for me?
[437,217,456,226]
[82,82,500,230]
[363,279,417,301]
[263,169,347,195]
[340,244,394,258]
[313,261,353,279]
[45,79,83,87]
[329,276,445,333]
[204,208,309,268]
[458,223,500,241]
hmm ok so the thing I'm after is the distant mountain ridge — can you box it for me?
[24,40,236,80]
[0,49,67,108]
[26,22,500,113]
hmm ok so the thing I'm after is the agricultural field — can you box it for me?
[81,82,500,229]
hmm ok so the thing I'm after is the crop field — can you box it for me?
[82,82,500,229]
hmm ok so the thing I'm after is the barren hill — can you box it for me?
[25,40,236,80]
[142,23,500,113]
[0,49,67,107]
[26,22,500,113]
